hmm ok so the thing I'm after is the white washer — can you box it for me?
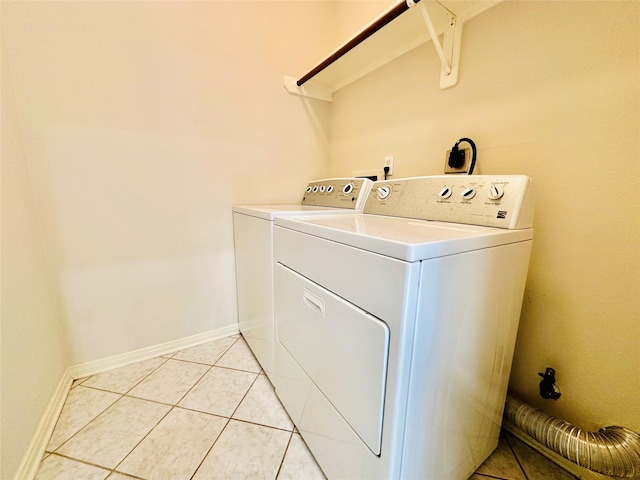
[272,175,534,479]
[233,178,373,378]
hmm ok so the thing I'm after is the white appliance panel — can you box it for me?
[402,241,533,479]
[233,212,274,374]
[364,175,534,229]
[274,225,418,324]
[271,176,534,479]
[276,264,390,455]
[233,178,373,379]
[275,214,533,262]
[232,204,340,221]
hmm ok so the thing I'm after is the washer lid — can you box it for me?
[233,204,346,221]
[275,214,533,261]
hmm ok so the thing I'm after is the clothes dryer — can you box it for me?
[272,175,534,479]
[232,178,372,379]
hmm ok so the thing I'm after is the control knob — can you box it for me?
[327,185,334,193]
[377,186,391,200]
[312,185,319,193]
[342,183,354,195]
[320,185,326,193]
[306,186,312,193]
[461,187,476,200]
[488,185,504,200]
[438,187,452,199]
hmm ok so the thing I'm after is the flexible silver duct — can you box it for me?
[505,394,640,478]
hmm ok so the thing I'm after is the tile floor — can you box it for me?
[36,334,577,480]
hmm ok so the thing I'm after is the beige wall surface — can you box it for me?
[328,1,639,431]
[2,1,333,367]
[1,34,72,479]
[1,3,333,475]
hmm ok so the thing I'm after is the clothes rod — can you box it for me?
[296,0,420,87]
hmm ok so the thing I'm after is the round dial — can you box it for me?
[488,185,504,200]
[461,187,476,200]
[342,183,354,195]
[312,185,319,193]
[327,185,334,193]
[438,187,452,199]
[320,185,326,193]
[377,186,391,200]
[306,186,312,193]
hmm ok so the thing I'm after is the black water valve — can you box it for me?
[538,367,562,400]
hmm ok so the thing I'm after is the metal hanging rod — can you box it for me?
[296,0,420,87]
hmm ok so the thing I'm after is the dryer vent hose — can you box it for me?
[505,394,640,478]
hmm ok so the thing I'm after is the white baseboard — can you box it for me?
[15,325,239,480]
[12,369,74,480]
[68,325,239,379]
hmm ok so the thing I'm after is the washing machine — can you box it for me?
[232,178,373,379]
[272,175,534,479]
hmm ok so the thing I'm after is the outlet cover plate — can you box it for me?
[444,147,472,174]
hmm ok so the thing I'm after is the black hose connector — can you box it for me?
[538,367,562,400]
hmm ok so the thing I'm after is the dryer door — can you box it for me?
[275,263,390,455]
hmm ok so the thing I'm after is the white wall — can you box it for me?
[2,1,334,366]
[1,34,72,479]
[1,2,335,477]
[327,1,639,432]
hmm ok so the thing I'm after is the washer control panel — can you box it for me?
[301,178,373,210]
[364,175,533,229]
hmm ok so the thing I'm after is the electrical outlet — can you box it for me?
[444,147,471,174]
[384,155,393,176]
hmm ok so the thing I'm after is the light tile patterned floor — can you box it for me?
[37,334,577,480]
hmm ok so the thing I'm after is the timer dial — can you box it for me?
[488,185,504,200]
[377,186,391,200]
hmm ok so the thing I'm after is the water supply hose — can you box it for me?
[505,394,640,478]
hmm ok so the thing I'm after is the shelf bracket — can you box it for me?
[283,75,332,102]
[408,0,461,89]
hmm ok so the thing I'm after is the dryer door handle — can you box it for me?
[302,289,325,318]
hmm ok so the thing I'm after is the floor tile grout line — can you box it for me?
[274,430,296,480]
[59,339,250,438]
[108,340,241,477]
[46,350,194,473]
[170,336,242,409]
[120,357,171,397]
[48,356,173,458]
[188,416,233,480]
[111,403,176,476]
[46,391,126,456]
[504,433,531,480]
[226,416,296,434]
[37,335,256,479]
[473,474,511,480]
[187,361,272,479]
[227,368,263,421]
[210,362,264,375]
[43,451,123,476]
[82,337,244,479]
[173,336,239,367]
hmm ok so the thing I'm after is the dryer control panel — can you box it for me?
[364,175,533,229]
[301,178,373,210]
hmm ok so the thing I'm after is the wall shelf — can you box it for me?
[284,0,502,102]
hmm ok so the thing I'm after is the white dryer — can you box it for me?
[232,178,373,379]
[272,175,534,479]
